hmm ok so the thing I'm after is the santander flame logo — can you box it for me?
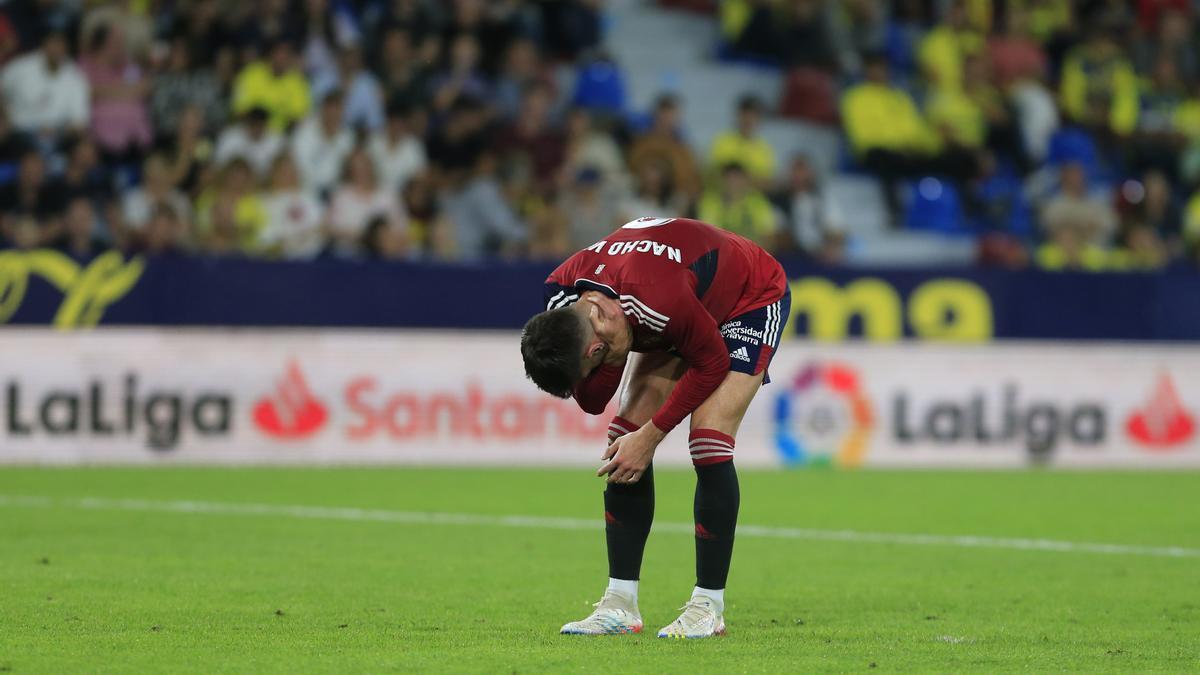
[1126,374,1195,450]
[253,361,329,439]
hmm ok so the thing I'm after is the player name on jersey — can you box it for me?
[583,239,683,263]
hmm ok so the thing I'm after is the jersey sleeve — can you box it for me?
[625,283,728,433]
[543,280,579,310]
[572,361,625,415]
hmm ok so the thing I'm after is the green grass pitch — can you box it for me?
[1,467,1198,673]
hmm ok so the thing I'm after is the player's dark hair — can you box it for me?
[521,308,586,398]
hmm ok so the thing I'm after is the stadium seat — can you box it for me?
[779,67,839,126]
[904,177,973,236]
[571,59,629,115]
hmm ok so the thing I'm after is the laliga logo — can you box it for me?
[1126,374,1195,450]
[774,362,872,467]
[253,362,329,439]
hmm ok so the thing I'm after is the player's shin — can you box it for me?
[604,416,655,585]
[690,429,739,610]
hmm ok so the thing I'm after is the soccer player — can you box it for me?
[520,217,791,638]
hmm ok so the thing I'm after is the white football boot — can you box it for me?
[559,589,643,635]
[657,596,726,639]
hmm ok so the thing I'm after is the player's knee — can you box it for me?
[620,381,670,423]
[607,416,640,444]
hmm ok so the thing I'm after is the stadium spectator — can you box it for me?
[375,26,434,111]
[298,0,358,85]
[928,52,1030,172]
[0,12,19,67]
[709,94,775,187]
[426,96,489,177]
[0,150,61,244]
[401,173,451,257]
[231,38,311,132]
[50,135,113,210]
[230,0,302,65]
[776,0,838,71]
[842,52,978,225]
[132,203,189,255]
[369,102,428,195]
[621,159,687,222]
[327,146,407,258]
[194,158,267,256]
[1010,71,1060,166]
[214,108,286,180]
[987,6,1048,88]
[311,44,385,132]
[539,0,603,61]
[0,107,33,163]
[828,0,887,76]
[1185,187,1200,261]
[628,95,702,202]
[1040,161,1118,248]
[1016,0,1073,47]
[1059,23,1139,139]
[430,33,490,113]
[697,162,776,246]
[0,30,89,142]
[494,38,550,121]
[80,22,153,165]
[151,37,227,137]
[167,0,230,69]
[917,0,983,91]
[561,107,627,195]
[160,106,214,195]
[1116,170,1181,250]
[261,153,327,260]
[1035,223,1113,271]
[771,154,846,263]
[361,214,409,260]
[290,91,355,196]
[495,82,566,194]
[81,0,153,63]
[55,196,107,259]
[723,0,779,62]
[559,165,621,250]
[1132,6,1196,86]
[119,154,192,243]
[439,152,527,260]
[1126,56,1189,180]
[1113,223,1170,270]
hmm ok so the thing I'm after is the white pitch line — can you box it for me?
[1,494,1198,560]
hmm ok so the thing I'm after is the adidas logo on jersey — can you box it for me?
[730,346,751,362]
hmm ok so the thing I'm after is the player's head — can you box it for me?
[521,294,627,398]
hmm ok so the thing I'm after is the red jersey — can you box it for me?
[544,217,788,432]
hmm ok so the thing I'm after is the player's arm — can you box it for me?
[647,295,727,434]
[600,286,727,482]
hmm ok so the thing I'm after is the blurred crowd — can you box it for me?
[0,0,620,262]
[724,0,1200,270]
[3,0,1200,272]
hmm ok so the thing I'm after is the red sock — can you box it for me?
[688,429,735,467]
[608,416,640,444]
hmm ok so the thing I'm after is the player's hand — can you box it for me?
[597,423,665,484]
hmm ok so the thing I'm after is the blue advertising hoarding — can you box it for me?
[3,248,1200,341]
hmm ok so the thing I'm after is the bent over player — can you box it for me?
[520,217,791,638]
